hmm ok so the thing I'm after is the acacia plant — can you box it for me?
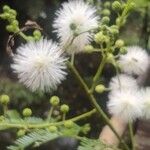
[0,0,150,150]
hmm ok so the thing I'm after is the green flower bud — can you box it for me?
[110,26,119,35]
[17,129,26,137]
[84,45,94,53]
[3,5,10,12]
[128,2,136,11]
[94,32,109,44]
[6,25,13,32]
[0,95,10,105]
[12,20,19,26]
[95,84,106,94]
[33,30,41,38]
[106,53,114,63]
[48,126,57,132]
[9,9,17,16]
[64,120,73,128]
[120,47,127,54]
[50,96,60,106]
[102,9,110,16]
[104,2,111,8]
[60,104,69,113]
[22,108,32,117]
[112,1,122,12]
[115,39,124,48]
[82,124,91,134]
[101,16,110,25]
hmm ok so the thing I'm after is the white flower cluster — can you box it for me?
[11,0,98,92]
[53,0,99,54]
[107,46,150,122]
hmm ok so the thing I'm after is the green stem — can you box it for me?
[128,121,135,150]
[47,106,54,121]
[0,109,96,129]
[19,32,30,41]
[67,61,129,150]
[90,56,106,93]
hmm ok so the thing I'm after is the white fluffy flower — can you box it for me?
[53,0,99,54]
[107,89,143,122]
[118,46,149,75]
[141,87,150,119]
[109,74,138,91]
[11,38,67,92]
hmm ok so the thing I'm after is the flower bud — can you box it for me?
[84,45,94,53]
[82,124,91,134]
[112,1,122,12]
[3,5,10,12]
[12,20,19,26]
[102,16,110,25]
[33,30,41,40]
[6,25,14,32]
[120,47,127,54]
[8,9,17,16]
[115,39,124,48]
[104,2,111,8]
[110,26,119,35]
[64,120,73,128]
[17,129,26,137]
[94,32,109,44]
[22,108,32,117]
[48,126,57,132]
[102,9,110,16]
[128,2,136,11]
[60,104,69,113]
[50,96,60,106]
[106,53,114,63]
[0,95,10,105]
[95,84,106,94]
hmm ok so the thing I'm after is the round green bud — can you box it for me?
[64,120,73,128]
[94,32,109,44]
[17,129,26,137]
[120,47,127,54]
[60,104,69,113]
[115,39,124,48]
[102,9,110,16]
[102,16,110,25]
[0,95,10,105]
[112,1,122,12]
[82,124,91,134]
[6,25,14,32]
[106,53,114,63]
[110,27,119,35]
[50,96,60,106]
[33,30,41,38]
[95,84,106,94]
[84,45,94,53]
[9,9,17,16]
[128,2,136,11]
[3,5,10,12]
[104,2,111,8]
[22,108,32,117]
[48,126,57,132]
[12,20,19,26]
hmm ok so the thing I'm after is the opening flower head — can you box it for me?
[118,46,149,75]
[107,89,143,122]
[11,38,67,92]
[109,74,138,91]
[53,0,99,54]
